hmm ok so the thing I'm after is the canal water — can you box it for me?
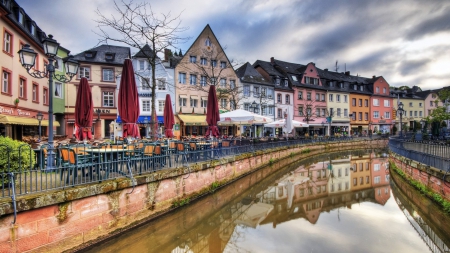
[82,149,450,253]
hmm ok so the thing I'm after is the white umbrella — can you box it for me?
[263,119,309,128]
[219,109,273,124]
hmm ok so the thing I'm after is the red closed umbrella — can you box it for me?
[118,59,140,138]
[74,77,93,140]
[205,85,220,138]
[163,94,175,138]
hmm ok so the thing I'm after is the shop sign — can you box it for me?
[174,124,180,130]
[379,120,386,123]
[0,106,31,116]
[94,108,111,114]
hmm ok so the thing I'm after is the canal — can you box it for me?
[80,149,450,253]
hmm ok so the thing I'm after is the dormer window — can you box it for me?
[291,75,298,81]
[353,85,357,90]
[360,86,364,91]
[105,53,115,61]
[284,79,288,87]
[340,82,344,88]
[18,11,24,24]
[84,51,96,58]
[329,81,334,87]
[30,24,36,35]
[275,77,280,86]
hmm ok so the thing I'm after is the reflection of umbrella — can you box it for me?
[74,77,93,140]
[235,202,274,228]
[286,175,309,209]
[205,85,220,138]
[163,94,174,138]
[118,59,140,138]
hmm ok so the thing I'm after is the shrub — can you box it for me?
[0,136,34,185]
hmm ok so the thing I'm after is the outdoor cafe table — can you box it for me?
[85,148,129,179]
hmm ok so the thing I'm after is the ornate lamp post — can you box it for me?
[369,121,372,138]
[398,102,404,138]
[36,111,43,142]
[321,121,325,136]
[18,35,79,170]
[250,101,258,137]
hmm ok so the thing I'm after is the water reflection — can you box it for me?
[82,149,448,253]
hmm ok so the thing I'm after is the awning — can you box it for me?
[177,114,207,126]
[201,96,208,100]
[190,95,198,99]
[179,94,188,99]
[0,115,60,126]
[116,115,163,124]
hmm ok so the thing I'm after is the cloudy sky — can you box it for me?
[17,0,450,90]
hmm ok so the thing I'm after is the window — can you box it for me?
[43,87,48,105]
[385,112,390,119]
[344,109,348,117]
[384,99,390,107]
[189,56,196,63]
[200,76,207,86]
[329,94,333,102]
[275,78,280,86]
[103,91,114,107]
[18,11,24,24]
[32,83,38,102]
[364,99,368,107]
[267,88,274,99]
[298,106,304,116]
[306,107,312,116]
[268,106,274,115]
[157,78,166,90]
[230,80,235,89]
[409,111,413,117]
[336,94,340,102]
[178,73,186,84]
[414,111,417,117]
[284,79,288,86]
[1,69,11,94]
[285,95,290,104]
[352,112,356,120]
[220,78,226,87]
[179,97,187,107]
[419,111,422,117]
[365,112,368,121]
[277,109,282,118]
[307,92,311,100]
[190,98,198,107]
[316,108,320,116]
[220,61,226,68]
[352,98,356,106]
[376,87,379,93]
[19,77,26,98]
[430,101,433,106]
[244,103,250,111]
[374,176,381,184]
[30,24,36,35]
[190,74,197,85]
[261,87,267,97]
[261,105,267,115]
[383,87,386,94]
[329,81,334,87]
[321,108,326,117]
[277,94,282,103]
[3,29,12,55]
[337,108,341,117]
[231,100,236,110]
[200,58,207,65]
[220,98,227,108]
[358,112,362,121]
[298,91,303,100]
[142,100,151,112]
[141,77,150,90]
[205,38,211,46]
[374,111,379,118]
[54,57,63,71]
[353,85,357,90]
[315,93,320,101]
[210,77,216,85]
[359,99,362,107]
[291,75,298,81]
[158,100,165,112]
[102,68,114,82]
[54,82,62,98]
[344,95,348,102]
[360,86,364,91]
[211,60,217,67]
[243,85,250,97]
[419,102,422,107]
[373,99,379,106]
[139,60,145,70]
[255,86,261,97]
[201,99,207,108]
[79,66,91,79]
[409,102,413,107]
[321,94,325,101]
[340,82,344,88]
[305,77,318,85]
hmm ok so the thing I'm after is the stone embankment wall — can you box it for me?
[389,152,450,201]
[0,140,387,252]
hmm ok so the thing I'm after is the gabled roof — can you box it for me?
[273,59,304,74]
[235,62,272,86]
[253,60,284,77]
[73,45,131,65]
[133,44,158,59]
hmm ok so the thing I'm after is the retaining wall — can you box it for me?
[0,140,387,252]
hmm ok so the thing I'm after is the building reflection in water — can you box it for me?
[86,149,446,253]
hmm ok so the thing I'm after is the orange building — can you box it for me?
[350,153,372,191]
[349,90,371,136]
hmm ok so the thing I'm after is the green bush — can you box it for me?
[0,136,34,185]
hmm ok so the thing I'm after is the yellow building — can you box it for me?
[174,24,238,137]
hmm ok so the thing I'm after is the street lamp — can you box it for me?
[250,101,258,113]
[36,111,43,142]
[321,121,325,135]
[143,117,149,138]
[96,109,101,121]
[398,102,404,138]
[18,35,79,170]
[420,119,426,133]
[368,121,372,138]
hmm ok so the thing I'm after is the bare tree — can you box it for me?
[95,0,189,140]
[295,100,321,124]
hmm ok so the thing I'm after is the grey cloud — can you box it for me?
[406,6,450,40]
[399,59,430,76]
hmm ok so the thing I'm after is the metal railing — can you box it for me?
[0,136,380,200]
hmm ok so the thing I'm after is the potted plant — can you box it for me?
[304,133,310,139]
[14,98,19,107]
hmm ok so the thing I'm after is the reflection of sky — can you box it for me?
[224,190,430,253]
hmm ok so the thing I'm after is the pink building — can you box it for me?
[369,76,393,134]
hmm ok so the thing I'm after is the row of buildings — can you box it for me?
[0,0,448,141]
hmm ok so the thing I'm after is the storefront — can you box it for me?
[116,115,164,138]
[177,114,237,138]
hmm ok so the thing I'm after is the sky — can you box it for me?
[16,0,450,91]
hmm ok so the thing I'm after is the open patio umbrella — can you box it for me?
[118,59,140,138]
[74,77,93,140]
[163,94,175,138]
[205,85,220,138]
[263,119,309,128]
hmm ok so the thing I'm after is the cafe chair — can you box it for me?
[176,142,188,166]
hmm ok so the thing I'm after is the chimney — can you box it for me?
[164,49,171,62]
[324,68,328,71]
[372,75,376,79]
[270,57,274,64]
[345,71,350,76]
